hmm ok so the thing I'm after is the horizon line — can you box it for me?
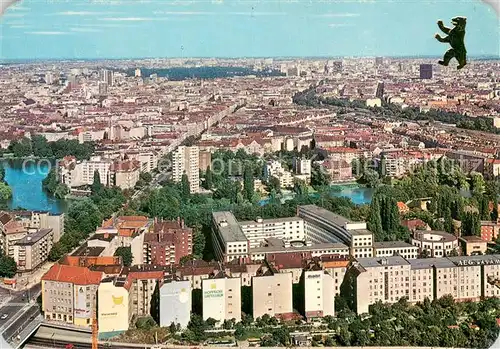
[1,55,499,63]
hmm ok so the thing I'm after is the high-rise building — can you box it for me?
[135,68,142,77]
[100,69,114,86]
[375,81,385,99]
[375,57,384,66]
[419,64,433,79]
[98,82,108,96]
[172,146,200,193]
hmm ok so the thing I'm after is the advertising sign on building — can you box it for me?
[74,286,90,319]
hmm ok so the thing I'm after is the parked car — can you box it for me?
[0,314,8,320]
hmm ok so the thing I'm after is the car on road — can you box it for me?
[0,314,8,320]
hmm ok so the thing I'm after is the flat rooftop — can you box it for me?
[298,205,355,226]
[15,228,53,246]
[213,211,247,243]
[374,241,416,249]
[409,257,456,270]
[250,239,348,254]
[349,229,373,236]
[239,216,303,226]
[356,256,410,268]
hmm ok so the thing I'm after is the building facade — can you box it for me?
[172,146,200,193]
[159,278,192,329]
[202,276,242,324]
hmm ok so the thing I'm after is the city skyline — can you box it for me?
[0,0,498,60]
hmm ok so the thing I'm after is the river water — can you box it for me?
[1,159,67,214]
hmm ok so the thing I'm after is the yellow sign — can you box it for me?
[210,283,217,289]
[112,295,124,306]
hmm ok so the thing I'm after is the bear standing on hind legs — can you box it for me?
[435,16,467,70]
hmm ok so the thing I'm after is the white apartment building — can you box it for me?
[411,230,460,257]
[212,212,249,262]
[59,156,112,188]
[252,268,293,319]
[348,255,500,314]
[298,205,373,258]
[264,160,294,188]
[373,241,419,260]
[303,268,335,319]
[202,276,241,324]
[172,146,200,193]
[238,217,305,248]
[293,158,312,175]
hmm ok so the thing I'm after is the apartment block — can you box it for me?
[411,230,459,257]
[10,210,65,243]
[172,146,200,193]
[202,275,242,324]
[143,219,192,266]
[110,159,141,190]
[212,211,249,262]
[252,264,293,319]
[159,277,192,329]
[239,217,305,248]
[303,265,335,320]
[41,264,103,327]
[297,205,373,258]
[97,275,132,338]
[59,155,112,188]
[480,220,500,242]
[373,241,418,260]
[13,228,53,273]
[345,255,500,314]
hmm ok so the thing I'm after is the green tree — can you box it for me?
[192,224,206,259]
[114,246,133,266]
[68,199,102,235]
[0,182,12,201]
[243,166,254,201]
[0,165,5,183]
[267,176,281,194]
[361,168,380,188]
[444,207,454,234]
[31,135,53,158]
[470,171,486,197]
[8,137,32,157]
[311,163,331,189]
[91,170,104,195]
[181,173,191,199]
[204,166,213,190]
[367,196,383,240]
[0,254,17,278]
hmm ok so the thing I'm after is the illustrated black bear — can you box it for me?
[435,16,467,69]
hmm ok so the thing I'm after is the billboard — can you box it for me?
[98,283,129,334]
[159,281,191,328]
[202,279,226,322]
[74,285,91,319]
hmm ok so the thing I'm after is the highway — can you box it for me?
[0,284,42,343]
[2,304,40,342]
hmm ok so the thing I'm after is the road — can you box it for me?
[2,304,40,342]
[0,284,41,342]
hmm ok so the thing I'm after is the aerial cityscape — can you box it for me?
[0,0,499,349]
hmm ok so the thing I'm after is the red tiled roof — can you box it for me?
[42,264,103,285]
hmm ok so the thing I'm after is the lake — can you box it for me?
[1,159,66,214]
[258,186,375,206]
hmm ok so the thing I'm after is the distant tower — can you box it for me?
[98,82,108,96]
[135,68,142,77]
[375,57,383,66]
[419,64,433,79]
[100,69,114,86]
[375,81,385,99]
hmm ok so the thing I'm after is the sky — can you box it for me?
[0,0,498,60]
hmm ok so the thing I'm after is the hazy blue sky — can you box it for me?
[0,0,498,59]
